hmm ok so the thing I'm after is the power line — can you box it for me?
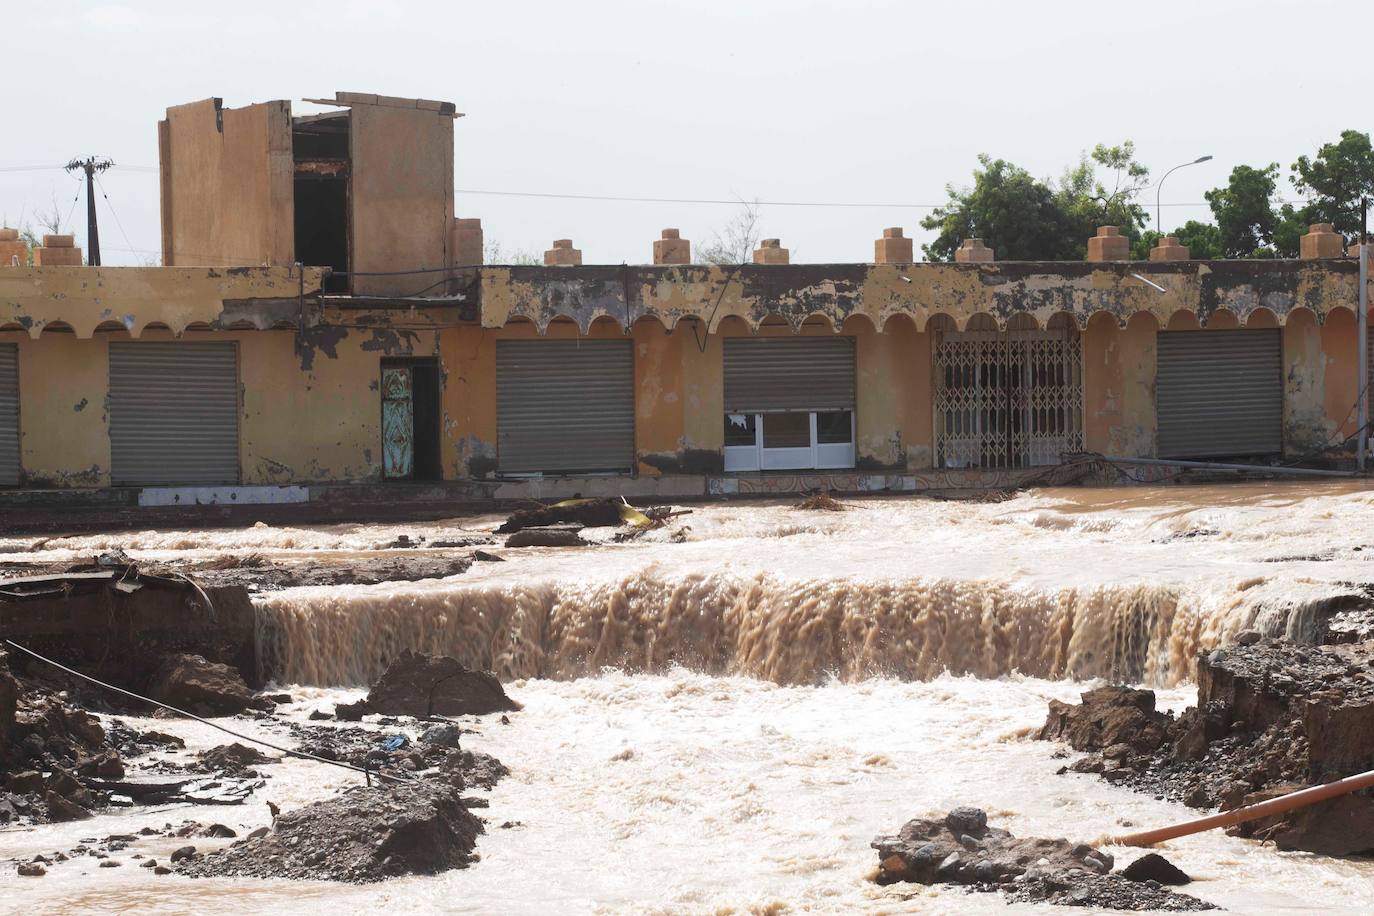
[0,163,157,174]
[0,164,1297,210]
[95,175,140,261]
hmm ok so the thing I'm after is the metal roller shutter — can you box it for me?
[0,344,18,486]
[1156,329,1282,458]
[724,337,856,412]
[109,342,241,485]
[496,340,634,474]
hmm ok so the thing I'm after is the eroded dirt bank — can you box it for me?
[1041,637,1374,855]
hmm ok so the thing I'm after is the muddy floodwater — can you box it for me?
[5,482,1374,913]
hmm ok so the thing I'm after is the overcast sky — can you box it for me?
[4,0,1369,266]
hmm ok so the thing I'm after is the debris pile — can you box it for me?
[1041,638,1374,855]
[180,781,483,882]
[497,497,688,546]
[872,807,1214,910]
[795,490,849,512]
[191,742,276,776]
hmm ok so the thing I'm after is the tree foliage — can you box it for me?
[1290,130,1374,243]
[1205,164,1279,257]
[921,143,1149,262]
[920,156,1082,261]
[924,130,1374,262]
[1058,141,1150,240]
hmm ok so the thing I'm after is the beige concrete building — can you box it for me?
[1,91,1370,510]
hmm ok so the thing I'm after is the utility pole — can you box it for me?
[64,157,114,266]
[1359,196,1369,474]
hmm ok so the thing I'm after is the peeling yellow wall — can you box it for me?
[1,331,109,486]
[1,321,450,488]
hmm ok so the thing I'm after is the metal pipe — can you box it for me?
[1108,456,1358,479]
[1112,764,1374,847]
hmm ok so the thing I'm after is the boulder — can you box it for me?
[1040,686,1172,754]
[356,650,520,718]
[148,654,253,716]
[44,790,91,822]
[1122,852,1191,885]
[420,724,463,749]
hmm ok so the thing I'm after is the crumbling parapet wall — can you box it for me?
[0,265,327,337]
[480,260,1366,334]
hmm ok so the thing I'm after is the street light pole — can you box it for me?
[1156,155,1213,236]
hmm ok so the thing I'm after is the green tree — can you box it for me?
[920,155,1083,261]
[1271,203,1313,258]
[1291,130,1374,244]
[1205,164,1280,257]
[1058,141,1151,245]
[1130,222,1222,260]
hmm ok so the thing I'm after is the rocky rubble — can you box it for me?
[872,807,1214,910]
[1,647,123,824]
[1041,637,1374,855]
[180,780,483,882]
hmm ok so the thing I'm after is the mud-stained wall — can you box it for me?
[0,265,325,337]
[1084,313,1159,458]
[161,99,294,267]
[349,103,455,297]
[1323,309,1362,444]
[481,261,1367,335]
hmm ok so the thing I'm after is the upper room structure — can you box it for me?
[158,91,474,297]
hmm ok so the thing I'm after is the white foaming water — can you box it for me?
[6,482,1374,912]
[3,674,1372,915]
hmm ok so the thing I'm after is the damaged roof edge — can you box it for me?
[303,92,462,117]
